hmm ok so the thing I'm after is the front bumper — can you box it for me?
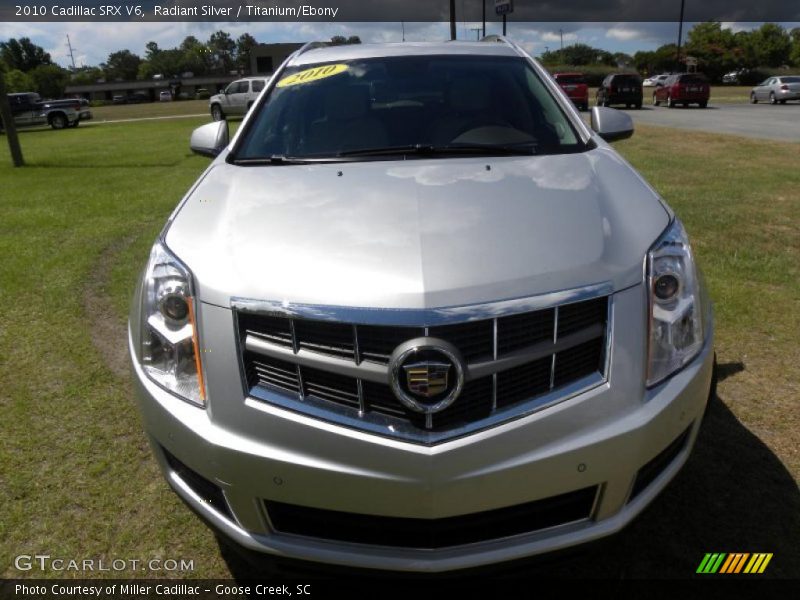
[131,285,714,572]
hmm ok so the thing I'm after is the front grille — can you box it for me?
[265,486,598,549]
[238,295,609,443]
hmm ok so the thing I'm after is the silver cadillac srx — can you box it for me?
[128,38,715,572]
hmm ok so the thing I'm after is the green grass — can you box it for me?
[0,121,798,578]
[89,99,210,122]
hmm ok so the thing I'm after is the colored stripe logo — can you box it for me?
[697,553,773,574]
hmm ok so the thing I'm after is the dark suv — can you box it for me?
[597,73,643,109]
[652,73,710,108]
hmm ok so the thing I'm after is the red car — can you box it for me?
[553,72,589,111]
[652,73,710,108]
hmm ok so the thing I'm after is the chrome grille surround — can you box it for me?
[232,283,613,445]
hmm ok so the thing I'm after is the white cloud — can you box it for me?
[541,31,578,43]
[606,27,645,41]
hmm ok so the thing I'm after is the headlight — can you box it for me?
[647,219,704,386]
[139,241,206,406]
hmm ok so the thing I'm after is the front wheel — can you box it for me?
[667,95,675,108]
[750,92,757,104]
[49,113,67,129]
[769,92,777,105]
[210,104,225,121]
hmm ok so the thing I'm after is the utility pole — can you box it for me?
[482,0,486,37]
[66,34,77,70]
[676,0,685,71]
[401,21,405,42]
[450,0,456,40]
[560,29,564,53]
[0,71,25,167]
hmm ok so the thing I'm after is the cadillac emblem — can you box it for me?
[388,338,465,415]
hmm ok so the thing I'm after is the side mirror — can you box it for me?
[190,121,229,158]
[590,106,634,142]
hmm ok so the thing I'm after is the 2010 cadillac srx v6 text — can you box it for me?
[129,38,715,572]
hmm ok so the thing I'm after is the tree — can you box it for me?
[0,37,51,72]
[791,28,800,66]
[0,62,25,166]
[330,35,362,46]
[236,33,258,74]
[71,66,106,85]
[751,23,792,67]
[29,64,68,98]
[207,31,236,73]
[2,68,34,92]
[104,50,141,81]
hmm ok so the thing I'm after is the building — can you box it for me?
[250,43,305,75]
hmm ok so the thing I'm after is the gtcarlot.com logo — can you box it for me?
[14,554,195,573]
[697,553,773,574]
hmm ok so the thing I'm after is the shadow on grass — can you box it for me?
[217,384,799,579]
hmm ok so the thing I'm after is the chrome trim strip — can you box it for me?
[231,282,613,327]
[248,372,607,446]
[246,335,389,384]
[491,318,498,411]
[466,323,603,380]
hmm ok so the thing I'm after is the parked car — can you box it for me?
[643,73,669,87]
[596,73,643,108]
[42,98,92,121]
[112,92,148,105]
[209,77,269,121]
[159,90,173,102]
[652,73,710,108]
[750,76,800,104]
[722,69,746,84]
[130,39,715,573]
[1,92,80,130]
[553,72,589,111]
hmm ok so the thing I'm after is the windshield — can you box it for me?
[233,55,586,161]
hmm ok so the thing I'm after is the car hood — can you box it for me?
[166,149,670,309]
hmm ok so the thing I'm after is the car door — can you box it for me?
[758,79,773,100]
[230,81,250,114]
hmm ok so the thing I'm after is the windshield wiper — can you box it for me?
[232,155,321,165]
[337,142,538,157]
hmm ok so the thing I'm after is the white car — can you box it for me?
[209,77,269,121]
[643,74,669,87]
[159,90,172,102]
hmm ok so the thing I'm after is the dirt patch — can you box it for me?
[83,236,138,379]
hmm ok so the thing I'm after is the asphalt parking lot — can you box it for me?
[621,102,800,142]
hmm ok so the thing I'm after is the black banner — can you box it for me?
[1,0,799,23]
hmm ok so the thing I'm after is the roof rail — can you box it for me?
[291,41,329,60]
[480,35,510,45]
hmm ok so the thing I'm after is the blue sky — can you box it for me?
[0,21,796,68]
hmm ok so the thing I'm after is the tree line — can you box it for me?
[541,23,800,83]
[0,32,361,98]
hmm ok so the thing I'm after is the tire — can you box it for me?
[68,120,80,128]
[699,101,708,108]
[635,102,642,109]
[779,99,786,105]
[211,104,225,121]
[769,92,777,105]
[667,95,675,108]
[750,92,757,104]
[49,113,68,129]
[652,93,660,106]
